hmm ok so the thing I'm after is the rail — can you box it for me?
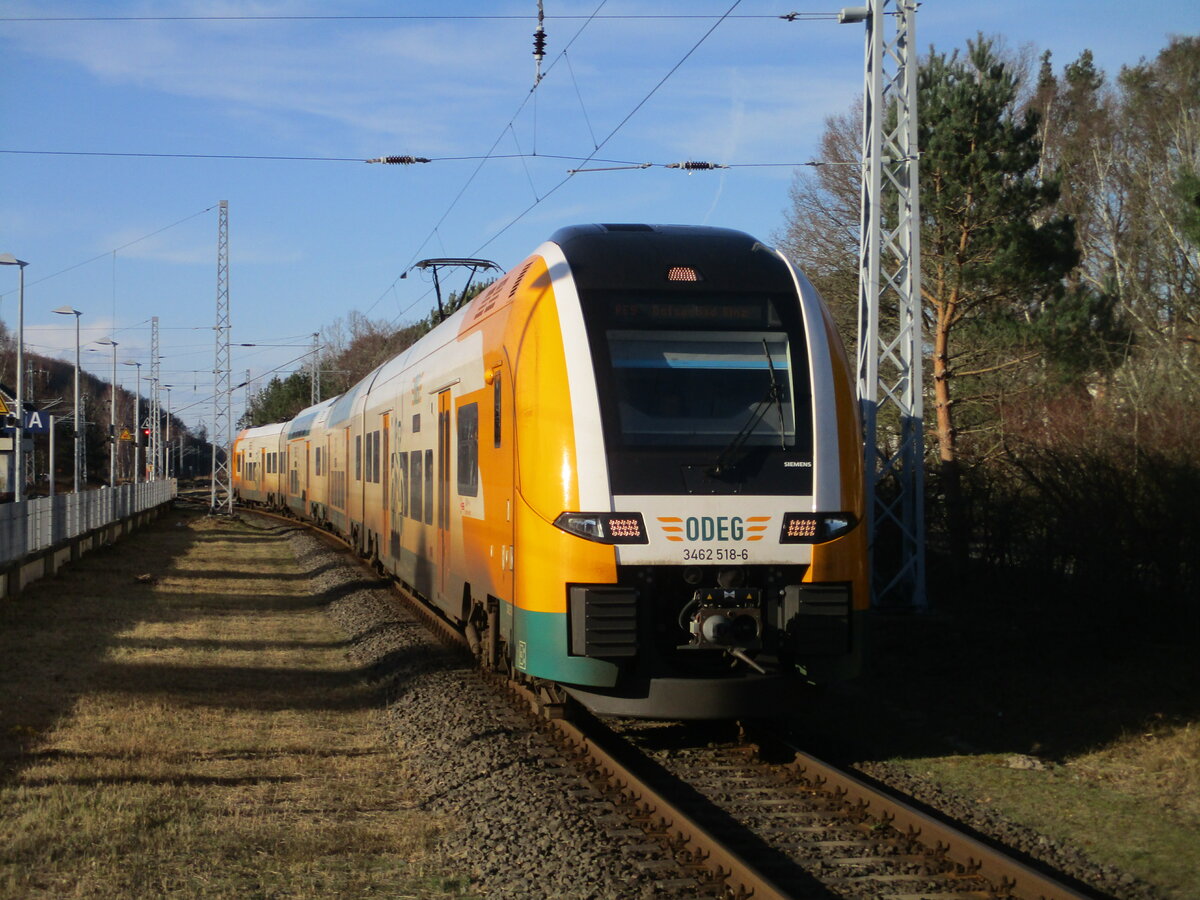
[0,480,177,565]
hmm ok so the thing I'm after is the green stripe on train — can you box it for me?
[512,606,620,687]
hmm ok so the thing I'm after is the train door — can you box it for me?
[381,413,391,561]
[437,389,452,601]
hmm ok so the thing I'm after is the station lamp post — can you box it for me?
[162,385,173,478]
[0,254,28,502]
[96,338,118,487]
[123,360,142,483]
[52,306,83,493]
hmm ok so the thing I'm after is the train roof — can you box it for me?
[286,396,337,440]
[235,420,287,441]
[548,223,791,293]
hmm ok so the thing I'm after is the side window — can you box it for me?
[397,452,408,517]
[373,431,382,483]
[457,402,479,497]
[493,371,502,448]
[355,435,362,480]
[315,447,322,477]
[424,448,434,525]
[409,450,422,519]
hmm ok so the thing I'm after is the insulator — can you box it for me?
[367,156,431,165]
[667,161,727,171]
[533,28,547,59]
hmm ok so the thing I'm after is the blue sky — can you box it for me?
[2,1,1196,432]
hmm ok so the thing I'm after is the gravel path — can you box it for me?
[288,530,703,900]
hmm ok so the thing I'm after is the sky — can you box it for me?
[2,1,1197,434]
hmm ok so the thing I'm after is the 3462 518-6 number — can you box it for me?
[683,547,749,562]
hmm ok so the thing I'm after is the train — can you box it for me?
[232,224,867,719]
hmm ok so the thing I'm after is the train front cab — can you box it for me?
[507,225,867,719]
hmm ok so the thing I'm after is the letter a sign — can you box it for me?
[23,410,49,433]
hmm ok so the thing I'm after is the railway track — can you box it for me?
[242,506,1101,900]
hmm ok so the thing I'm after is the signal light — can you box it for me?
[779,512,857,544]
[554,512,648,544]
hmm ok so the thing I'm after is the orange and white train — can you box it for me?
[233,224,867,718]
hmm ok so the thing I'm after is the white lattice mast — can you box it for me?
[150,315,161,479]
[843,0,925,609]
[211,200,233,513]
[310,332,320,405]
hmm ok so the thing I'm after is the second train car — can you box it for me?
[233,224,867,719]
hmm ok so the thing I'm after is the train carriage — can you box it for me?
[282,398,335,520]
[234,224,867,719]
[232,421,286,508]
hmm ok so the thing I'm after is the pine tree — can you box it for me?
[918,36,1078,563]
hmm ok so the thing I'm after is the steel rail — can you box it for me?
[499,682,786,900]
[775,743,1099,900]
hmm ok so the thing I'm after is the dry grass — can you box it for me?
[0,509,466,899]
[904,747,1200,900]
[1068,721,1200,819]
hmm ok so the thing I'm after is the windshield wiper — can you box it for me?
[707,339,786,479]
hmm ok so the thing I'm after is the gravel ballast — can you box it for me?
[289,530,701,900]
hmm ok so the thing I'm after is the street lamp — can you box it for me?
[0,253,28,502]
[162,384,173,478]
[52,306,83,493]
[123,360,142,484]
[96,338,118,487]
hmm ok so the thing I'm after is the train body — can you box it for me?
[233,224,867,719]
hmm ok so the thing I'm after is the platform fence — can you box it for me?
[0,480,176,566]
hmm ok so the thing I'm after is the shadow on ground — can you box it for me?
[797,562,1199,763]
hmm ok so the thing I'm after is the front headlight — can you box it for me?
[553,512,649,544]
[778,512,858,544]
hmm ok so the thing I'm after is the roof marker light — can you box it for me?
[667,266,702,283]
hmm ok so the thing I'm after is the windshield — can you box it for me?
[607,331,794,447]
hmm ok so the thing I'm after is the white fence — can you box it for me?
[0,480,177,566]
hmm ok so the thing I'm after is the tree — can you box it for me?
[915,38,1080,565]
[776,105,862,346]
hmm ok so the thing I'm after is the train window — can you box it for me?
[314,447,322,477]
[235,453,241,475]
[412,413,421,434]
[606,330,796,447]
[355,435,362,481]
[410,450,422,519]
[397,452,408,517]
[424,448,434,525]
[493,371,502,448]
[457,402,479,497]
[373,431,382,483]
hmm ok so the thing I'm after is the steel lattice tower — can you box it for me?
[846,0,925,609]
[150,316,161,479]
[210,200,233,514]
[310,332,320,405]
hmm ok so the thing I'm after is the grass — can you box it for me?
[0,508,468,899]
[900,747,1199,899]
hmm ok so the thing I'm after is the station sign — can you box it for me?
[1,409,51,434]
[22,410,50,434]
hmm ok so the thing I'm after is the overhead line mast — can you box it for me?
[211,200,233,514]
[841,1,925,609]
